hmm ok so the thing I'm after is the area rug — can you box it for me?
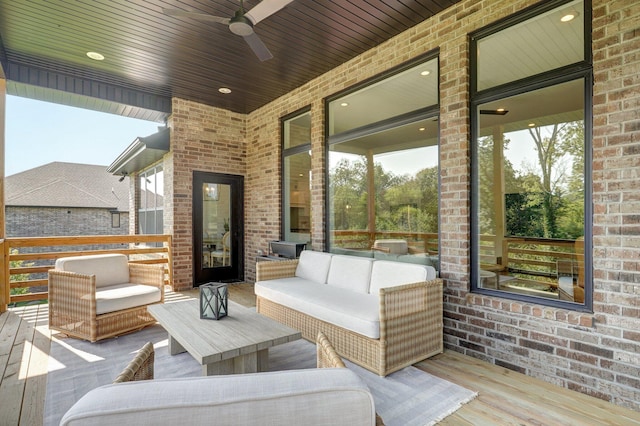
[45,324,477,426]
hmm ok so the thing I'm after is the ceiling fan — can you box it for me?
[163,0,293,61]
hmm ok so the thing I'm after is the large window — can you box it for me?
[138,164,164,235]
[471,0,591,309]
[282,109,311,245]
[326,54,440,270]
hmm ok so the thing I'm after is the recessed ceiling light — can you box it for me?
[420,70,431,76]
[528,123,536,127]
[86,51,104,61]
[561,13,577,22]
[419,127,426,131]
[218,87,232,94]
[340,102,349,107]
[497,108,505,112]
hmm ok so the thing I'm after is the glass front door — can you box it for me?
[193,172,244,285]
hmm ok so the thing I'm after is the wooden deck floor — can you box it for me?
[2,283,639,425]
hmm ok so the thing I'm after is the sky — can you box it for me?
[5,96,162,177]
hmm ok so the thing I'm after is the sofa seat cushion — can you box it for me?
[60,368,375,426]
[93,284,161,315]
[55,254,130,289]
[256,278,381,339]
[369,261,436,295]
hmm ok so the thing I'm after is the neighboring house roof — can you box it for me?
[6,162,130,211]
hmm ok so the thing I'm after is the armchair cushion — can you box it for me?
[95,284,162,315]
[55,254,130,289]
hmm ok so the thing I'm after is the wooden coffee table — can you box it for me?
[148,299,301,376]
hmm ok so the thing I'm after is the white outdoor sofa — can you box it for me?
[255,250,443,376]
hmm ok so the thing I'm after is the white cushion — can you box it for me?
[295,251,333,284]
[60,369,375,426]
[327,255,374,294]
[373,239,408,254]
[93,284,161,315]
[55,254,130,289]
[369,260,435,295]
[256,278,381,338]
[558,276,574,298]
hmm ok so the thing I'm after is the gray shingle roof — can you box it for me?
[6,162,130,211]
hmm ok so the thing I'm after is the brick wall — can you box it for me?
[166,0,640,410]
[6,206,129,238]
[167,98,246,290]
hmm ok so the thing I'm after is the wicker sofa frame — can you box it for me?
[256,258,443,377]
[48,262,165,342]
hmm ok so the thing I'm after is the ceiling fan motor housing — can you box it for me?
[230,12,254,36]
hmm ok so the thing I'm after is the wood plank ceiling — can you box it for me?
[0,0,461,121]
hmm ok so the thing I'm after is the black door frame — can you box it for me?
[192,171,244,286]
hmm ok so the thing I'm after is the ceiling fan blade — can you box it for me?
[245,0,294,24]
[163,8,230,25]
[243,32,273,61]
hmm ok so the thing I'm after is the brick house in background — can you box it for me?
[5,162,129,239]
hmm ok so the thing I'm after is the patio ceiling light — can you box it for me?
[219,87,232,94]
[561,12,577,22]
[86,51,105,61]
[420,70,431,76]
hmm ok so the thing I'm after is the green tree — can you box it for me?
[9,249,32,298]
[526,121,584,239]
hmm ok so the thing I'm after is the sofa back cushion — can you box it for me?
[327,255,374,294]
[55,254,130,289]
[369,260,436,295]
[295,251,333,284]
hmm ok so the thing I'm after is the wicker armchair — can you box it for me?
[113,342,155,383]
[48,254,165,342]
[316,331,347,368]
[316,332,384,426]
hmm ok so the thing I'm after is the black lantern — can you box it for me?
[199,283,228,320]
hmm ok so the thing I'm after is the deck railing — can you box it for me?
[2,234,172,309]
[480,235,580,288]
[332,230,439,254]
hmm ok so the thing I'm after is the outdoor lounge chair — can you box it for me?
[48,254,165,342]
[113,342,155,383]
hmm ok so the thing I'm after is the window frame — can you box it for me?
[281,106,312,242]
[469,0,593,311]
[324,50,441,255]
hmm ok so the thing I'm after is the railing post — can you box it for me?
[1,240,7,313]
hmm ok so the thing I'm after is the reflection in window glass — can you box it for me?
[476,80,585,301]
[138,165,164,235]
[284,151,311,243]
[328,58,438,135]
[476,0,584,91]
[202,183,232,269]
[284,112,311,149]
[328,119,439,270]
